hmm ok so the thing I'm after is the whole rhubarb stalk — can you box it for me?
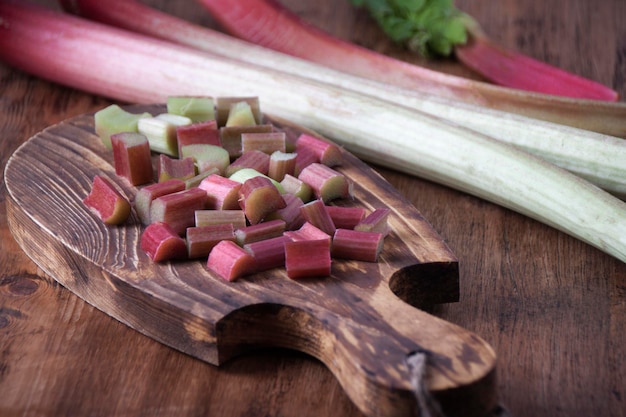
[348,0,618,101]
[55,0,626,199]
[4,2,626,266]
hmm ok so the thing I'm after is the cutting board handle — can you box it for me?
[215,279,497,417]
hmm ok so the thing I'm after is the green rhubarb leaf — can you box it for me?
[350,0,468,57]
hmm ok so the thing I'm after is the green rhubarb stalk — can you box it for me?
[3,2,626,264]
[57,0,626,198]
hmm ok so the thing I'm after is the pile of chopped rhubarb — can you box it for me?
[83,96,391,281]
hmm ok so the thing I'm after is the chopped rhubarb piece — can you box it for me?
[280,174,313,203]
[216,96,261,126]
[225,100,257,127]
[207,240,255,281]
[135,179,186,225]
[184,167,220,189]
[285,238,331,279]
[110,131,153,186]
[299,199,336,236]
[225,150,271,177]
[241,131,286,154]
[296,133,342,167]
[284,222,331,243]
[234,219,286,246]
[176,119,220,156]
[141,221,188,262]
[355,208,392,236]
[195,209,247,229]
[298,163,353,203]
[83,175,131,225]
[326,205,366,230]
[138,113,191,156]
[332,229,384,262]
[167,95,215,122]
[229,168,284,193]
[243,235,289,271]
[186,223,235,259]
[158,154,196,182]
[219,124,274,158]
[94,104,151,149]
[238,175,287,224]
[294,145,320,176]
[180,143,230,175]
[198,174,242,210]
[150,187,207,235]
[268,151,297,182]
[266,193,305,230]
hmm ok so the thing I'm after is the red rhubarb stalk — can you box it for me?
[58,0,626,139]
[194,0,617,102]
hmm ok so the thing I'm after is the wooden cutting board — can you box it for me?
[4,105,497,417]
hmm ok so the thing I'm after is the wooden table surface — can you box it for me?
[1,1,625,416]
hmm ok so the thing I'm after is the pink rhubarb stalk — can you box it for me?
[454,29,617,101]
[195,0,617,102]
[58,0,626,138]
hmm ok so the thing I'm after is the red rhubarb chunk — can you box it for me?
[176,119,220,156]
[244,235,289,272]
[110,132,153,186]
[158,154,196,182]
[295,133,342,167]
[332,229,384,262]
[135,179,186,225]
[238,175,286,224]
[186,224,235,259]
[198,174,242,210]
[326,205,366,230]
[82,175,131,225]
[207,240,255,281]
[150,187,207,235]
[141,222,188,262]
[234,219,286,246]
[285,238,331,279]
